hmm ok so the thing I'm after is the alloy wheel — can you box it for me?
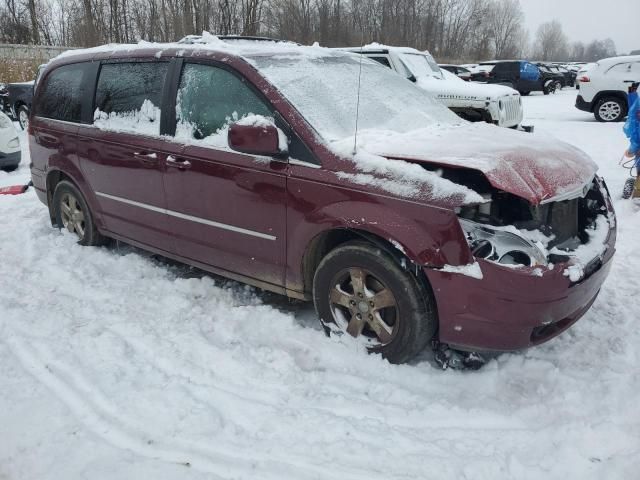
[598,101,622,121]
[19,109,28,130]
[328,267,399,346]
[59,192,86,240]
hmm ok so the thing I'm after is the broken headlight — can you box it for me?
[459,218,548,267]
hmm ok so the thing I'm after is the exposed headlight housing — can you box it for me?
[459,218,548,267]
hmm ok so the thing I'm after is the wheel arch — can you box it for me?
[45,168,98,227]
[592,90,628,112]
[13,100,27,116]
[300,227,433,299]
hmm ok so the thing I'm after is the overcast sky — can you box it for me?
[520,0,639,54]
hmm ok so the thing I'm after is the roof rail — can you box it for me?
[178,35,298,45]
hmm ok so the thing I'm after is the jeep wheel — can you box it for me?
[594,97,626,122]
[313,242,437,364]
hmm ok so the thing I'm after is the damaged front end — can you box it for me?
[424,174,616,352]
[455,176,615,281]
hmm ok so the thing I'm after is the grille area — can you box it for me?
[501,95,522,126]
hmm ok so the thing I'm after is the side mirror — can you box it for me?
[228,120,288,158]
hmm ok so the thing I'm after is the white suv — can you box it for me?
[0,111,21,170]
[340,45,524,129]
[576,55,640,122]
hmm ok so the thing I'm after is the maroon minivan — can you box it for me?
[29,37,616,364]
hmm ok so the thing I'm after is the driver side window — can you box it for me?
[175,63,273,142]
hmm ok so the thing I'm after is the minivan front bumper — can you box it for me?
[424,222,616,352]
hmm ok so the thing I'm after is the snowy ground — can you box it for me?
[1,89,639,479]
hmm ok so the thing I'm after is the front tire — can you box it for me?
[53,180,107,246]
[594,97,626,122]
[313,242,437,364]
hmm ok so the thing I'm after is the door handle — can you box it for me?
[133,151,158,164]
[166,155,191,170]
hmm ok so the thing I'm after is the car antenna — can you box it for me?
[353,39,365,155]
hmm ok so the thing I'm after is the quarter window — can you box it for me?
[176,63,272,142]
[369,56,392,69]
[35,63,86,122]
[94,62,168,135]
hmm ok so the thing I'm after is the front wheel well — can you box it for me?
[301,228,429,297]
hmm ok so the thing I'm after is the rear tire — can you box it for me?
[313,241,437,364]
[594,97,626,123]
[17,105,29,130]
[53,180,107,246]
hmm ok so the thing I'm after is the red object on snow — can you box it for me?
[0,184,30,195]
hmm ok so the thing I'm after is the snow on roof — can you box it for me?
[53,31,332,63]
[338,43,436,57]
[595,54,640,65]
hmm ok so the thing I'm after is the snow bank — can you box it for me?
[1,90,639,480]
[93,100,161,136]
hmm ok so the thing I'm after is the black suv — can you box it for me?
[486,61,545,95]
[487,61,567,95]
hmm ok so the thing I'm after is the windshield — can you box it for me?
[399,53,442,79]
[249,53,459,142]
[440,68,464,83]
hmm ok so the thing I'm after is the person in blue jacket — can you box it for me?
[622,82,640,199]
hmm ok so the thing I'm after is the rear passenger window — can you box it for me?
[175,63,272,143]
[94,62,168,135]
[35,63,86,122]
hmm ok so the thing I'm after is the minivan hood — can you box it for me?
[349,123,597,205]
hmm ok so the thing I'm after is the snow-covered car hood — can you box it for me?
[346,122,598,205]
[416,75,518,101]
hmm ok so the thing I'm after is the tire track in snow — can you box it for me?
[1,330,394,480]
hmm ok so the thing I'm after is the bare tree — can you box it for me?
[0,0,621,65]
[584,38,617,62]
[488,0,523,59]
[533,20,569,61]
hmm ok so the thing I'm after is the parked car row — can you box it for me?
[27,36,616,364]
[451,55,640,123]
[457,61,577,93]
